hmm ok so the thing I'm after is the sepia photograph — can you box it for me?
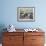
[17,7,35,22]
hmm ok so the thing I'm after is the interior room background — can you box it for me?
[0,0,46,44]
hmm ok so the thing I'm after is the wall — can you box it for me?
[0,0,46,30]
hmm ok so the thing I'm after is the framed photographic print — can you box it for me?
[17,7,35,22]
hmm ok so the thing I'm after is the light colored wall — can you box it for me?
[0,0,46,30]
